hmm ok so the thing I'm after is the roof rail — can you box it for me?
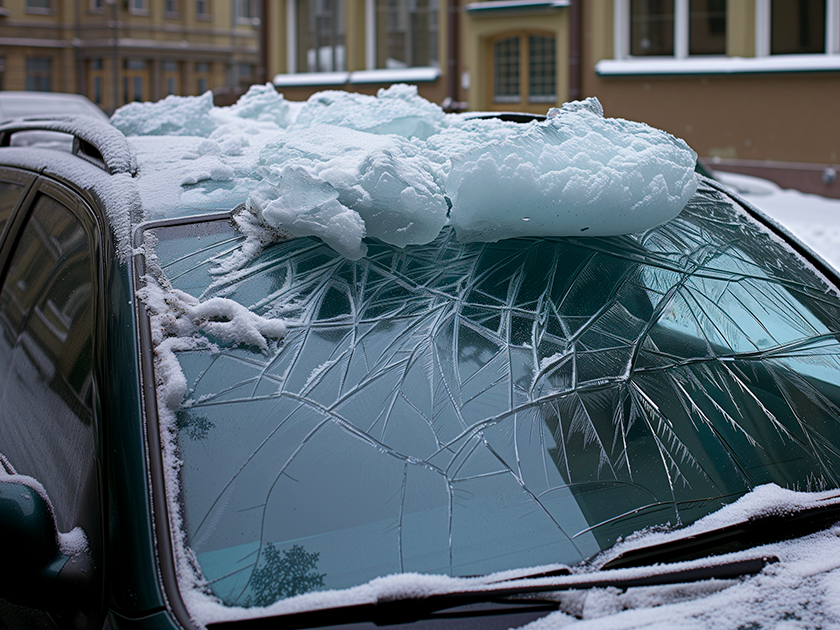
[0,116,137,176]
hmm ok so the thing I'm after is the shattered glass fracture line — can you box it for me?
[157,182,840,608]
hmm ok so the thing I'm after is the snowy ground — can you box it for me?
[713,171,840,272]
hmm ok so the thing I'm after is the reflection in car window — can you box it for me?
[0,194,95,533]
[0,180,24,236]
[150,181,840,607]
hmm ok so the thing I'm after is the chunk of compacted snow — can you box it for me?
[448,100,698,240]
[116,86,698,257]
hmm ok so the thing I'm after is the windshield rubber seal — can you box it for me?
[132,212,238,630]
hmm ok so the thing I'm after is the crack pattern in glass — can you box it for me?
[150,181,840,608]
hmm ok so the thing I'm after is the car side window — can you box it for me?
[0,191,96,534]
[0,181,25,237]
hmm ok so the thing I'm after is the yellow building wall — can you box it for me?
[463,8,569,113]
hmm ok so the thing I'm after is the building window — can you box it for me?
[26,0,52,12]
[770,0,826,54]
[90,0,104,11]
[374,0,439,69]
[129,0,149,14]
[196,62,211,94]
[755,0,840,55]
[627,0,726,57]
[296,0,346,72]
[237,63,255,88]
[492,32,556,106]
[629,0,675,56]
[89,59,104,105]
[235,0,258,20]
[163,61,179,96]
[529,35,556,102]
[617,0,840,60]
[493,36,520,103]
[25,58,52,92]
[123,59,147,103]
[165,0,179,15]
[196,0,210,18]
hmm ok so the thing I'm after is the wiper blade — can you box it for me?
[209,555,776,630]
[602,497,840,570]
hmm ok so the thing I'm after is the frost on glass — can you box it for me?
[149,181,840,609]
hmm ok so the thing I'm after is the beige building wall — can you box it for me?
[0,0,260,113]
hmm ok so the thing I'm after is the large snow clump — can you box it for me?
[114,84,698,260]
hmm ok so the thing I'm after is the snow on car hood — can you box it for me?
[116,84,698,259]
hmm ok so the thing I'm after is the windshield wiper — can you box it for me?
[209,554,776,630]
[602,496,840,570]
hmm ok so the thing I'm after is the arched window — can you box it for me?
[491,32,556,108]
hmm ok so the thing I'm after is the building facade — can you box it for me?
[267,0,839,191]
[1,0,837,188]
[0,0,262,113]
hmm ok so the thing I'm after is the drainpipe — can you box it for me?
[75,0,84,96]
[568,0,582,101]
[444,0,460,111]
[259,0,269,85]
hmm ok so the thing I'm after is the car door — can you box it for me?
[0,174,104,630]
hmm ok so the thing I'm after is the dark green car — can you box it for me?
[3,114,840,630]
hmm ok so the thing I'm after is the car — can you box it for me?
[2,87,840,630]
[0,92,109,151]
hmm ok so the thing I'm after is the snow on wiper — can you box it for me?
[205,554,776,630]
[600,485,840,570]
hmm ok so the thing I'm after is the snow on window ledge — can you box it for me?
[465,0,570,13]
[273,72,350,87]
[596,54,840,76]
[273,67,441,88]
[350,67,442,84]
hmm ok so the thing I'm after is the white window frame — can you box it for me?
[128,0,150,16]
[25,0,53,14]
[755,0,840,56]
[603,0,840,75]
[196,0,211,19]
[279,0,443,84]
[613,0,720,61]
[363,0,441,70]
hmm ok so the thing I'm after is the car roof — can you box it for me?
[0,91,108,122]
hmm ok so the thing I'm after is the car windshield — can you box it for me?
[143,179,840,610]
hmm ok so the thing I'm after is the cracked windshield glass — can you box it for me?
[147,180,840,608]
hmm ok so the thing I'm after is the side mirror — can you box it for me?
[0,478,92,610]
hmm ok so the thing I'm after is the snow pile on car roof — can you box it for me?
[115,84,698,259]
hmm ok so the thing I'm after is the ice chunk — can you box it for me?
[117,88,699,257]
[248,124,449,258]
[225,83,294,127]
[112,84,295,139]
[290,84,448,140]
[248,165,368,260]
[112,91,218,137]
[448,98,699,240]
